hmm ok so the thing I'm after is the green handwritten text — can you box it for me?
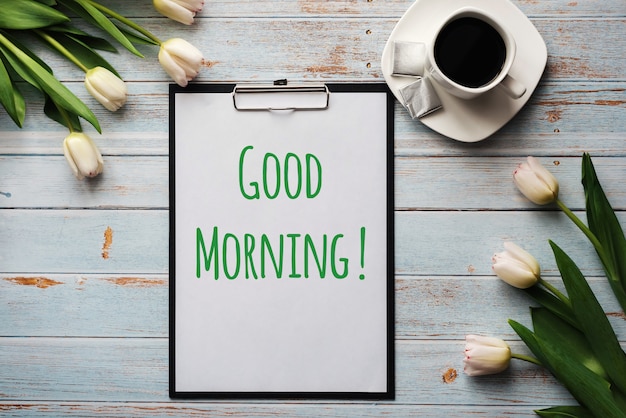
[196,226,352,280]
[238,145,322,200]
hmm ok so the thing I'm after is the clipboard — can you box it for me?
[169,82,395,399]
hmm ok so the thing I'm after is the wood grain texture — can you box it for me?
[98,0,626,18]
[0,338,576,405]
[1,209,623,276]
[1,0,625,416]
[0,82,624,153]
[13,18,626,84]
[0,403,582,418]
[1,274,623,340]
[2,156,625,209]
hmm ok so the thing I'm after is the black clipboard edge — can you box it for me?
[168,82,395,400]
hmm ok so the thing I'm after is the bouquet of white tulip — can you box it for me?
[0,0,205,178]
[466,154,626,417]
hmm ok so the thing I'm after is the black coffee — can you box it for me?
[434,17,506,88]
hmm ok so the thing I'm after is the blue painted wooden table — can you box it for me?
[1,0,625,416]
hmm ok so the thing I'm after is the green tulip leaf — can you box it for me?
[117,26,159,46]
[523,285,578,330]
[614,389,626,415]
[0,56,20,126]
[0,32,101,132]
[531,308,607,379]
[11,81,25,126]
[581,153,626,308]
[508,319,551,370]
[0,34,47,93]
[44,95,81,131]
[39,30,120,76]
[510,317,624,417]
[44,24,118,52]
[65,35,119,75]
[534,331,624,418]
[0,0,69,29]
[0,44,40,89]
[57,0,143,57]
[0,30,52,73]
[3,79,27,128]
[535,405,595,418]
[550,240,626,395]
[35,0,58,6]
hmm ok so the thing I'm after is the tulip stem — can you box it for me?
[511,353,543,366]
[556,199,605,258]
[56,104,76,133]
[555,198,622,286]
[87,0,162,45]
[538,277,571,307]
[34,30,89,73]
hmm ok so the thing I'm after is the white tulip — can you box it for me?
[464,335,511,376]
[158,38,203,87]
[84,67,127,112]
[153,0,204,25]
[492,242,540,289]
[63,132,104,180]
[513,156,559,205]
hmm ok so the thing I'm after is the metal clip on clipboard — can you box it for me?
[232,80,330,111]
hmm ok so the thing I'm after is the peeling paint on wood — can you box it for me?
[546,110,563,122]
[103,277,167,287]
[442,368,458,384]
[298,0,360,15]
[595,100,626,106]
[202,60,219,69]
[607,311,626,320]
[102,226,113,259]
[4,277,63,288]
[306,64,349,74]
[548,57,595,78]
[306,45,349,74]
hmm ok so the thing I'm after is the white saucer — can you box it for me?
[382,0,547,142]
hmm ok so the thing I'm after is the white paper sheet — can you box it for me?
[171,85,393,396]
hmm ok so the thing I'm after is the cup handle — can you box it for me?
[497,74,526,99]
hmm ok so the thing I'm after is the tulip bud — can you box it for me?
[153,0,204,25]
[63,132,104,179]
[492,242,540,289]
[464,335,511,376]
[84,67,127,112]
[513,156,559,205]
[158,38,203,87]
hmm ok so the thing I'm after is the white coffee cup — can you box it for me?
[424,7,526,100]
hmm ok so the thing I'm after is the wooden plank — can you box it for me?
[2,274,623,340]
[8,18,625,83]
[395,277,626,340]
[0,209,622,277]
[2,156,625,211]
[394,210,609,277]
[0,210,169,274]
[0,402,579,418]
[0,274,168,338]
[0,82,624,155]
[0,156,169,209]
[394,156,626,210]
[0,337,575,406]
[79,0,626,18]
[394,81,626,142]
